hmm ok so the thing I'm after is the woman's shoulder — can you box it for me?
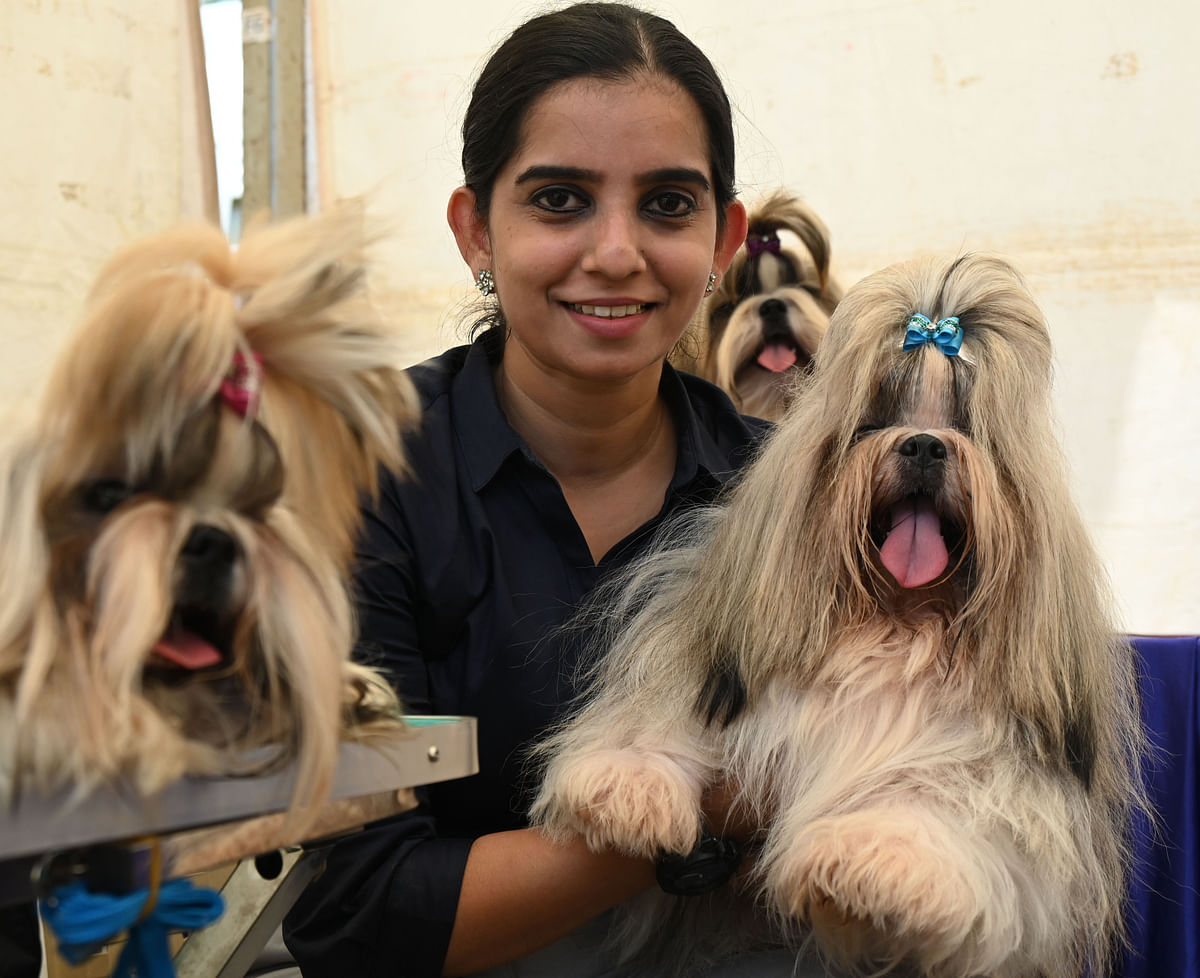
[671,366,774,446]
[406,343,474,410]
[383,338,513,505]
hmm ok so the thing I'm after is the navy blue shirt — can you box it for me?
[284,335,768,977]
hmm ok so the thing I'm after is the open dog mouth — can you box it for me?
[150,604,236,673]
[872,493,964,589]
[754,339,803,373]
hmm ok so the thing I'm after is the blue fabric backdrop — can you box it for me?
[1120,635,1199,977]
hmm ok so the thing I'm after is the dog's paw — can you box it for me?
[766,810,982,974]
[537,748,703,858]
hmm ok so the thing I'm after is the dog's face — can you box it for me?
[777,254,1058,620]
[0,209,417,808]
[40,398,288,693]
[689,192,841,420]
[849,337,976,600]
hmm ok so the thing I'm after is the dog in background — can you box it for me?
[534,253,1147,977]
[674,190,841,421]
[0,206,419,825]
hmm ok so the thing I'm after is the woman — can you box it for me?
[284,4,770,975]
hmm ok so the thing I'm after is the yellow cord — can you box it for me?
[134,837,163,922]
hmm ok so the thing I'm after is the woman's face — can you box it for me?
[453,75,746,389]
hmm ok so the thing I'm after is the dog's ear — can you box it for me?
[747,191,837,296]
[231,205,419,563]
[781,208,832,292]
[0,433,51,683]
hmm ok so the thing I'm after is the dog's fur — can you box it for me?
[0,207,418,824]
[674,190,841,421]
[534,254,1147,977]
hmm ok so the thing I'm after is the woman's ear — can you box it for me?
[713,199,749,278]
[447,186,491,275]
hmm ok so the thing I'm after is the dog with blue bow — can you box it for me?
[533,253,1148,977]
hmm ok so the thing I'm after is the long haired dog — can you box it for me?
[534,254,1147,977]
[0,208,418,822]
[675,190,841,421]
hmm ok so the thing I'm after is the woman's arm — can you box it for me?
[443,776,762,974]
[443,829,655,976]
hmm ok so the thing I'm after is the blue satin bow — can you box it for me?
[902,313,963,356]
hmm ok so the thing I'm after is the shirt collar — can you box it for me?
[450,336,747,494]
[661,362,725,492]
[450,337,524,493]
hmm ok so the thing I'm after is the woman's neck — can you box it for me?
[495,357,669,485]
[495,354,678,563]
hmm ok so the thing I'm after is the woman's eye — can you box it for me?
[646,191,697,218]
[532,186,587,213]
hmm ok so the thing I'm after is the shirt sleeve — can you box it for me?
[283,472,474,978]
[283,803,474,978]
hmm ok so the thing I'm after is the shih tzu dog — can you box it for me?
[534,254,1147,977]
[675,190,841,421]
[0,207,418,823]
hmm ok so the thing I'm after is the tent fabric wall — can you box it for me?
[310,0,1198,635]
[0,0,1193,633]
[0,0,218,400]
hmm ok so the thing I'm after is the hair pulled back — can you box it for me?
[461,2,737,220]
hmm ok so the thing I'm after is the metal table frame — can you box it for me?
[1,716,477,976]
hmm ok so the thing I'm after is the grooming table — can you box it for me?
[0,716,477,975]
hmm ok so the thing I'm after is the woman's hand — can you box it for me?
[702,776,767,846]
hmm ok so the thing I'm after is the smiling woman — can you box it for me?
[452,77,733,392]
[443,74,746,563]
[275,5,842,978]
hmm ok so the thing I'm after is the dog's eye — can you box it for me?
[81,478,136,513]
[852,424,881,443]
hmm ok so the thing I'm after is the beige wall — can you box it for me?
[314,0,1198,634]
[0,0,1194,633]
[0,0,216,399]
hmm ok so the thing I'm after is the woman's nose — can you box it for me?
[580,208,647,279]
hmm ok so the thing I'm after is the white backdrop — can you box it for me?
[0,0,216,397]
[313,0,1198,635]
[1,0,1195,634]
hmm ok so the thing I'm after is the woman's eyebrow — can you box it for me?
[641,167,710,191]
[515,165,600,185]
[514,165,711,190]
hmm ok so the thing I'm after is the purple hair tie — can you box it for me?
[745,230,781,259]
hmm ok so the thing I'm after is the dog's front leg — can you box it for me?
[533,720,714,859]
[761,803,1023,977]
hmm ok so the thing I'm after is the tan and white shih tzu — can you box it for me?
[0,207,418,824]
[675,190,841,421]
[534,253,1147,977]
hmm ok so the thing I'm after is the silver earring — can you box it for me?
[475,269,495,297]
[705,271,718,295]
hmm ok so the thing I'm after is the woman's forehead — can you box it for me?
[508,75,711,181]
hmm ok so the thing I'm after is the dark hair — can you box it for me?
[463,2,736,219]
[461,3,737,341]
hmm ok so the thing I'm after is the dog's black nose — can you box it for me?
[181,524,239,569]
[897,433,947,462]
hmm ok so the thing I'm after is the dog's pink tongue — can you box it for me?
[879,496,949,588]
[756,341,797,373]
[152,629,222,670]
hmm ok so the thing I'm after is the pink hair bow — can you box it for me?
[218,350,264,419]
